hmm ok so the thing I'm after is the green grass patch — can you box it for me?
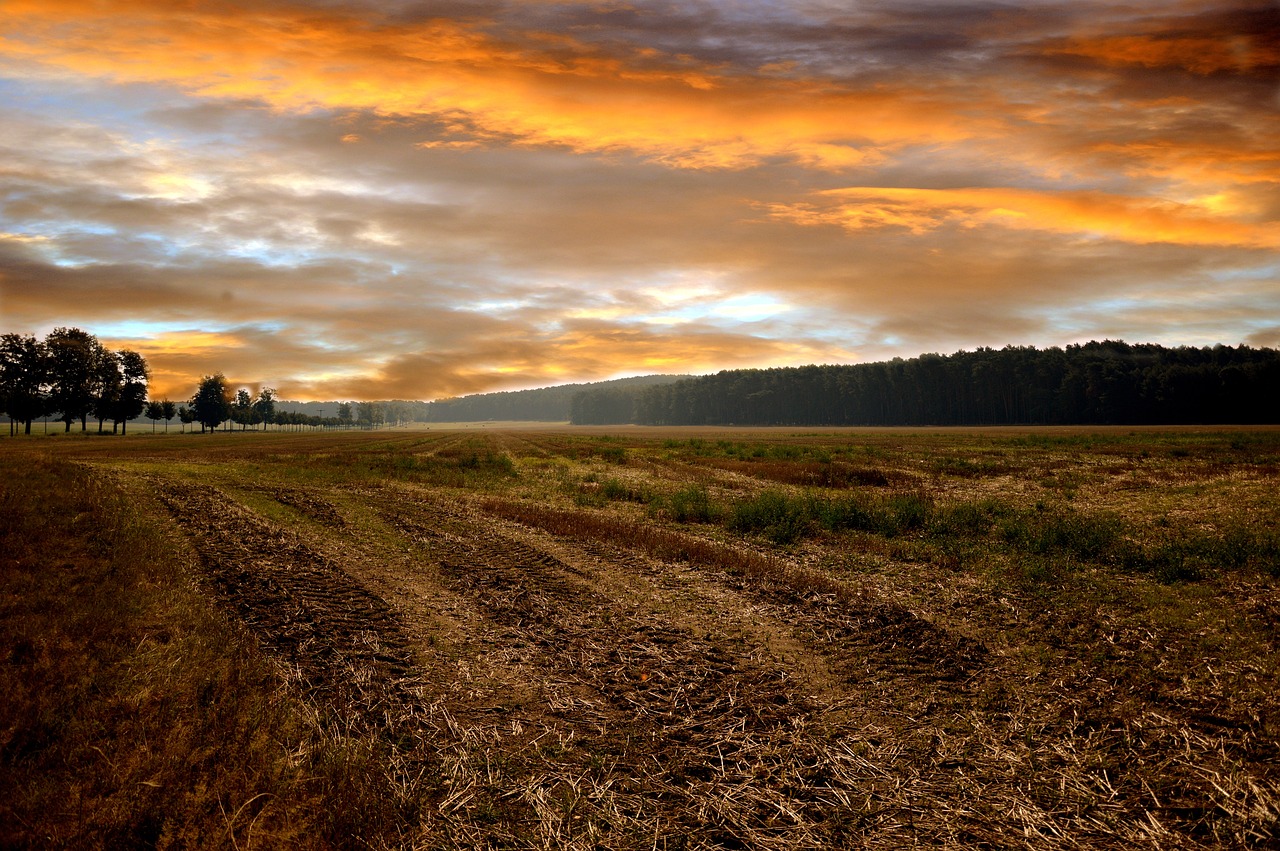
[658,484,722,524]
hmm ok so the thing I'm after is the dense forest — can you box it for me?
[572,342,1280,426]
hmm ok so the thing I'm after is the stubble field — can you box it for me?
[2,426,1279,849]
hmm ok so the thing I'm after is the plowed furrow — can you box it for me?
[766,588,986,683]
[479,500,986,685]
[158,481,417,732]
[386,509,889,844]
[258,485,347,528]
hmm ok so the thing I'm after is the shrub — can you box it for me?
[931,500,1006,536]
[665,485,721,523]
[729,490,810,544]
[815,493,879,533]
[999,509,1124,562]
[601,477,648,503]
[886,491,934,534]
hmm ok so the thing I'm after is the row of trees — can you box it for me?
[183,376,391,432]
[184,374,278,432]
[572,342,1280,426]
[343,401,397,428]
[0,328,152,435]
[0,328,410,436]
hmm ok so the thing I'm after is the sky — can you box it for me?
[1,0,1277,401]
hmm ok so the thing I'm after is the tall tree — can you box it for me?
[90,349,123,433]
[253,387,276,432]
[178,404,194,433]
[46,327,106,432]
[356,401,382,428]
[232,389,253,431]
[0,333,49,435]
[144,400,163,432]
[113,350,149,434]
[160,399,176,433]
[191,374,231,433]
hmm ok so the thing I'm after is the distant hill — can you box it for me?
[422,374,690,422]
[276,374,690,423]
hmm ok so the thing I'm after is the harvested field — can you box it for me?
[3,426,1279,848]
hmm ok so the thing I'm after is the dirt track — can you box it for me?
[157,482,417,732]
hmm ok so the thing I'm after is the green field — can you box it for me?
[3,426,1278,848]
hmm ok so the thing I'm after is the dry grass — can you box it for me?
[3,426,1278,847]
[0,450,417,848]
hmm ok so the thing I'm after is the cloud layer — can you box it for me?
[1,0,1276,399]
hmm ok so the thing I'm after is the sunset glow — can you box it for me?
[2,0,1276,400]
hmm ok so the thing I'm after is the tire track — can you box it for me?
[378,501,922,847]
[157,479,418,732]
[479,498,987,685]
[247,484,348,529]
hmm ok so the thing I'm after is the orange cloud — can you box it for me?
[97,331,248,398]
[1047,32,1280,75]
[1085,140,1280,189]
[0,0,983,169]
[766,186,1280,248]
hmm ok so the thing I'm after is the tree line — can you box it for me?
[0,327,358,436]
[182,380,396,433]
[572,342,1280,426]
[1,328,152,435]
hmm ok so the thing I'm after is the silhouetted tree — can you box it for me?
[90,348,123,433]
[160,399,176,433]
[191,374,231,433]
[0,333,49,435]
[231,389,253,431]
[253,388,276,431]
[145,400,163,432]
[112,350,149,434]
[46,327,106,432]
